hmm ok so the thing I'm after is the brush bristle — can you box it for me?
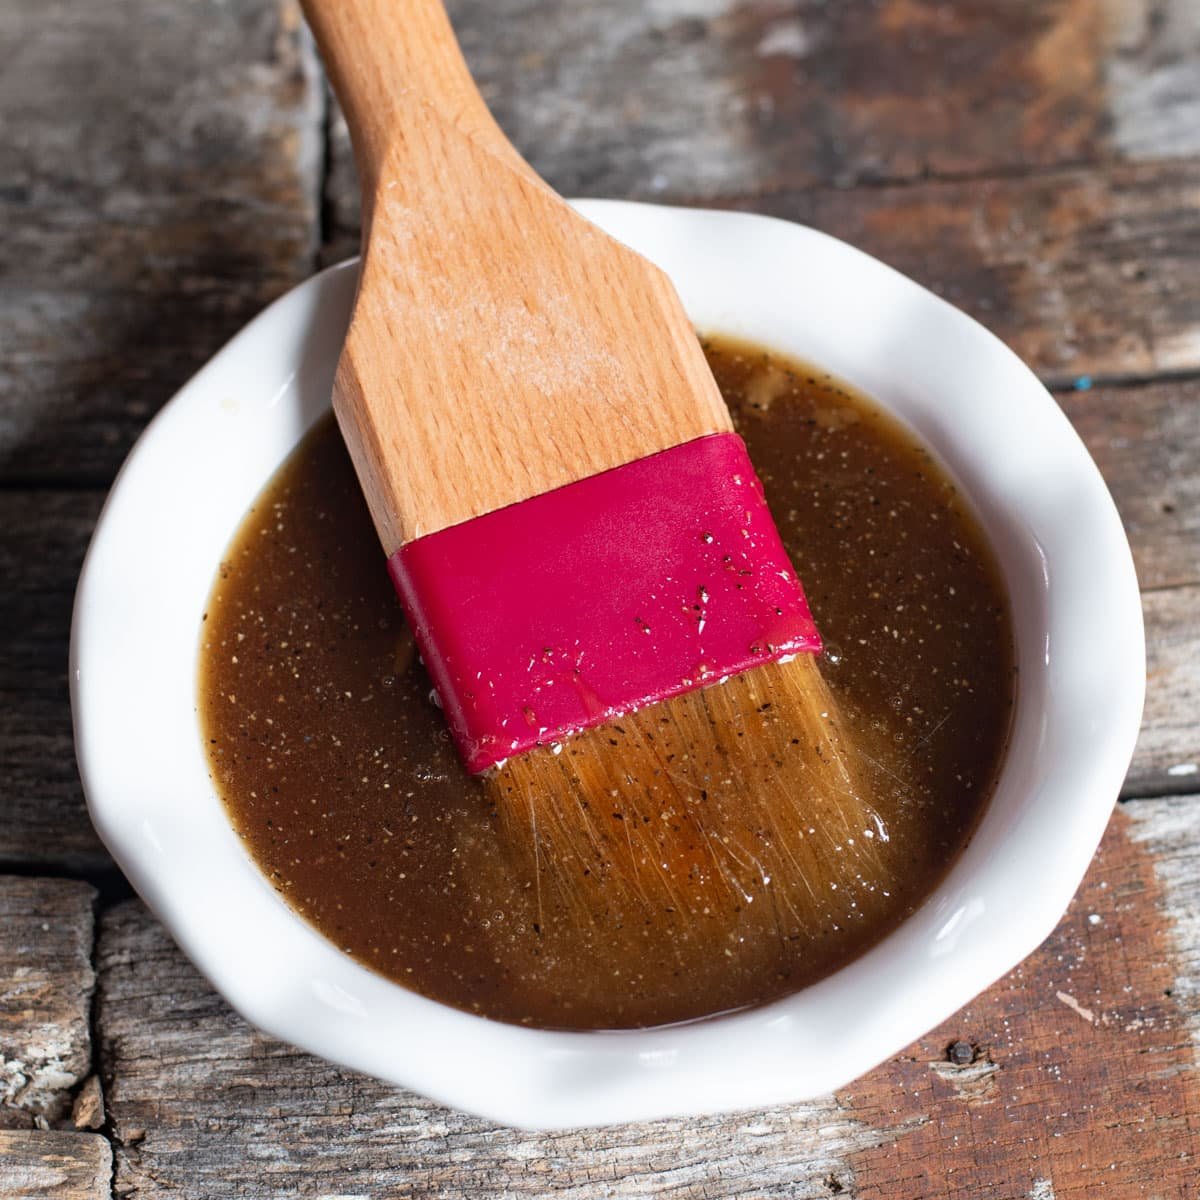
[486,654,898,946]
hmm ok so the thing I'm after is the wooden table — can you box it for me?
[3,1,1198,1195]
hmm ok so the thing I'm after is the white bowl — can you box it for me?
[71,201,1144,1129]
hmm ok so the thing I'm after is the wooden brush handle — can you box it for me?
[302,0,731,555]
[299,0,533,198]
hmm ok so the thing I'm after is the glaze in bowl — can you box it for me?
[71,201,1144,1129]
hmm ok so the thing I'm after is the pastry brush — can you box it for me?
[300,0,890,936]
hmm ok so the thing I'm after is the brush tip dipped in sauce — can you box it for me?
[198,337,1015,1030]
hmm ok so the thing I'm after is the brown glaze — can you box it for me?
[199,338,1014,1029]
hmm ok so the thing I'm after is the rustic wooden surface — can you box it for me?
[0,878,95,1128]
[2,0,1198,1195]
[92,802,1200,1197]
[0,1131,111,1200]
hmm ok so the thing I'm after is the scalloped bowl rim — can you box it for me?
[71,200,1144,1129]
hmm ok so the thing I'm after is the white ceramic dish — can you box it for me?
[72,201,1144,1129]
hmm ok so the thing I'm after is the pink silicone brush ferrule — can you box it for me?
[389,432,821,773]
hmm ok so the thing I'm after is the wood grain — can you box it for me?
[1059,376,1200,591]
[94,798,1200,1197]
[0,878,95,1128]
[1135,585,1200,795]
[327,153,1200,392]
[300,0,532,187]
[95,898,877,1200]
[322,0,1200,235]
[0,492,108,871]
[0,1131,111,1200]
[0,0,323,486]
[1128,793,1200,1025]
[311,0,731,549]
[740,159,1200,384]
[839,802,1200,1199]
[20,161,1200,498]
[9,3,1196,482]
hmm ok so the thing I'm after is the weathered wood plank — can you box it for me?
[1128,793,1200,1020]
[1060,376,1200,592]
[11,3,1196,481]
[839,800,1200,1198]
[741,160,1200,383]
[323,0,1200,236]
[0,878,95,1128]
[0,1131,111,1200]
[95,799,1200,1197]
[92,900,898,1198]
[5,1,1196,477]
[0,492,109,871]
[326,153,1200,387]
[1106,0,1200,162]
[0,0,323,485]
[1134,584,1200,795]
